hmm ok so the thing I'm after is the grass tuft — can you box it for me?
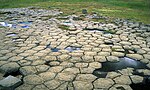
[0,0,149,24]
[104,30,116,34]
[58,24,70,30]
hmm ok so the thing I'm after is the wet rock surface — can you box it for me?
[0,7,150,90]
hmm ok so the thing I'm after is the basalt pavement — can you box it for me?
[0,7,150,90]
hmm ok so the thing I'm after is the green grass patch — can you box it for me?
[0,0,149,24]
[41,15,54,20]
[104,30,116,34]
[0,0,50,8]
[56,17,69,20]
[58,24,70,30]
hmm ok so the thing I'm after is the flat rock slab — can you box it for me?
[0,75,22,89]
[0,62,20,74]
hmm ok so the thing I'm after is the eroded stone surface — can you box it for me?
[106,56,119,62]
[23,74,44,85]
[73,81,93,90]
[93,78,114,89]
[75,74,97,82]
[19,66,37,76]
[114,75,132,85]
[39,72,56,81]
[0,62,20,74]
[44,80,62,90]
[55,73,76,81]
[0,7,149,90]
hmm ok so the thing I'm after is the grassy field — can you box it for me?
[0,0,150,24]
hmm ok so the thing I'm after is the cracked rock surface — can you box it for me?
[0,7,150,90]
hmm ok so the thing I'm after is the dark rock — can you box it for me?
[0,75,22,90]
[0,62,20,75]
[82,9,88,14]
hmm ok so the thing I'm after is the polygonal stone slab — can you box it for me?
[23,74,44,85]
[73,81,93,90]
[0,62,20,74]
[39,72,56,81]
[44,80,62,90]
[75,74,97,82]
[93,78,114,89]
[55,73,75,81]
[130,75,144,84]
[114,75,132,85]
[106,56,119,62]
[109,84,132,90]
[0,75,22,89]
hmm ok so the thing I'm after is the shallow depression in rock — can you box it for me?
[21,25,29,28]
[51,48,60,52]
[65,46,81,52]
[0,22,13,27]
[18,21,32,24]
[6,33,17,37]
[84,28,104,33]
[99,57,148,72]
[18,21,32,28]
[93,57,149,78]
[0,21,32,28]
[62,21,73,26]
[45,44,60,52]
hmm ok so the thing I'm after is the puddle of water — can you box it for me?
[99,57,147,72]
[93,57,148,78]
[51,48,60,52]
[45,44,60,52]
[18,21,32,24]
[65,46,81,52]
[0,21,32,28]
[7,33,17,37]
[21,25,29,28]
[0,22,12,27]
[62,22,73,26]
[18,21,32,28]
[85,28,104,32]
